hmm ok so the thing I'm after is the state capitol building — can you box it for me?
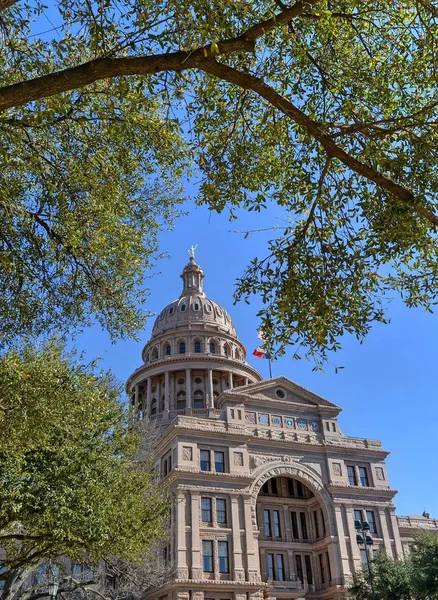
[127,255,437,600]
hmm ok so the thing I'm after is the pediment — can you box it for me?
[222,376,340,411]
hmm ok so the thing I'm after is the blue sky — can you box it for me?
[74,199,438,519]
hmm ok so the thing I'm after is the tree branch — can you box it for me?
[0,0,317,112]
[198,58,438,226]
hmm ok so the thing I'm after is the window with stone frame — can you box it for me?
[200,450,210,472]
[202,540,213,572]
[216,499,227,524]
[347,465,358,486]
[201,497,212,523]
[359,466,370,487]
[218,541,229,573]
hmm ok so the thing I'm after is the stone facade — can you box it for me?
[126,257,437,600]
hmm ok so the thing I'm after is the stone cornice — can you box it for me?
[154,418,389,460]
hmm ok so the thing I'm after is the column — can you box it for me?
[146,377,152,419]
[244,377,249,386]
[164,371,170,414]
[176,491,189,579]
[333,504,351,578]
[283,505,292,542]
[134,383,140,413]
[191,492,202,578]
[157,378,162,412]
[186,368,192,411]
[229,371,234,389]
[378,508,393,556]
[207,368,214,408]
[389,509,403,557]
[231,496,245,581]
[243,499,259,581]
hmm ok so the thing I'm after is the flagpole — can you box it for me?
[268,357,273,379]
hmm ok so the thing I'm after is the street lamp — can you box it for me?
[47,564,59,600]
[355,519,375,600]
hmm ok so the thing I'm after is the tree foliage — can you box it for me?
[0,339,169,600]
[1,0,438,362]
[349,534,438,600]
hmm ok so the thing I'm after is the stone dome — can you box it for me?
[151,257,237,338]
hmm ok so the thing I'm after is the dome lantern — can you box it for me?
[180,256,204,296]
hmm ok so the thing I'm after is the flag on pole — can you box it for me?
[253,347,269,359]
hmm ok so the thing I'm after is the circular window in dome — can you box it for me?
[194,377,202,384]
[194,303,199,311]
[205,304,212,313]
[216,307,223,316]
[212,378,219,385]
[275,387,287,400]
[159,310,165,320]
[177,377,185,385]
[168,307,174,315]
[180,303,186,312]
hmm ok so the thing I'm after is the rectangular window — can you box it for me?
[287,478,295,496]
[319,554,325,583]
[366,510,377,535]
[276,555,285,581]
[267,553,275,580]
[218,541,229,573]
[201,497,212,522]
[291,512,299,539]
[347,465,357,486]
[202,540,213,572]
[296,555,303,583]
[326,552,332,582]
[321,509,326,537]
[215,451,225,473]
[359,467,369,487]
[300,512,308,540]
[313,511,320,539]
[217,499,227,524]
[354,509,362,524]
[200,450,210,472]
[305,555,313,585]
[273,510,281,538]
[264,509,272,537]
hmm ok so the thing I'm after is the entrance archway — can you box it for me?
[250,463,338,597]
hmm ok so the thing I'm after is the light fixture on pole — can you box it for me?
[47,564,59,600]
[355,519,375,600]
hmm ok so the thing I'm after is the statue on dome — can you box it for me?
[188,244,197,260]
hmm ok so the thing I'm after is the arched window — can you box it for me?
[193,390,204,409]
[194,340,202,353]
[176,391,186,410]
[152,347,158,360]
[224,343,230,357]
[165,345,171,356]
[179,342,186,354]
[210,342,216,354]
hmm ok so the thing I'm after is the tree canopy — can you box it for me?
[1,0,438,363]
[349,533,438,600]
[0,339,169,600]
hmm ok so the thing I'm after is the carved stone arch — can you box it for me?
[249,460,335,535]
